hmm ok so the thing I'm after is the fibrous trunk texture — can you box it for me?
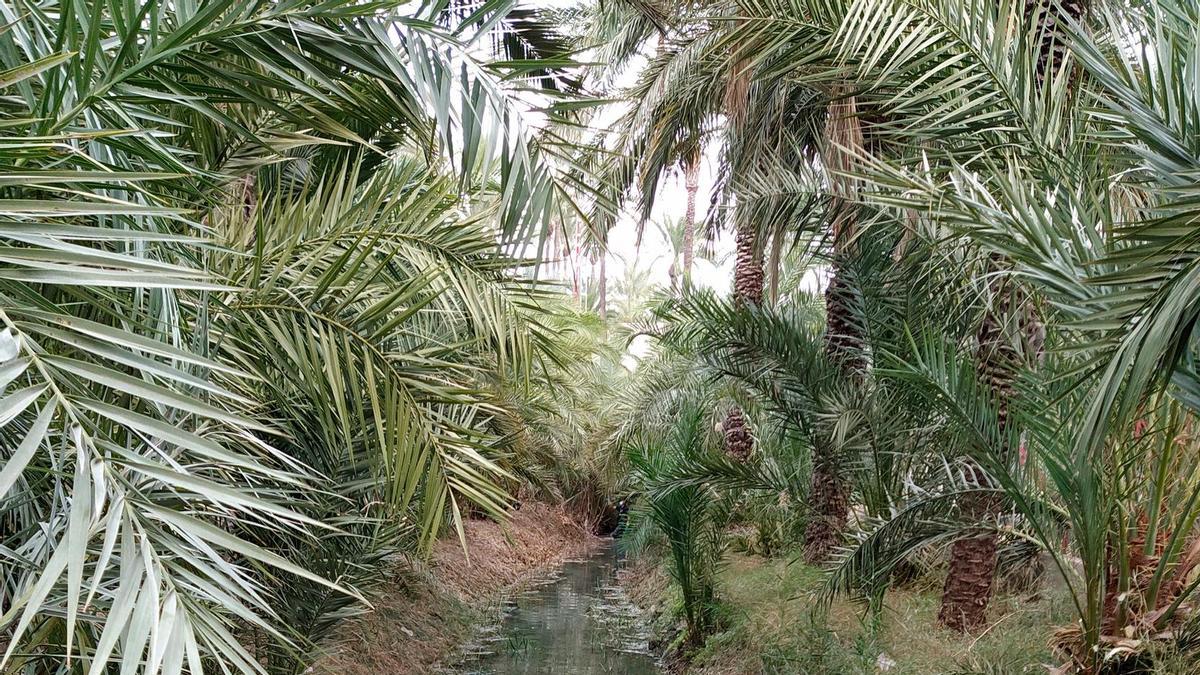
[683,152,699,291]
[800,266,861,563]
[723,407,753,463]
[938,523,1000,632]
[941,0,1084,631]
[725,220,763,462]
[733,225,763,307]
[823,261,866,375]
[800,93,866,562]
[802,457,850,563]
[938,268,1043,631]
[937,301,1015,631]
[941,0,1083,632]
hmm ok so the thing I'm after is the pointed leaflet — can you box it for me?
[0,402,56,499]
[64,424,93,664]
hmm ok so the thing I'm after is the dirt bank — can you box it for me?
[312,502,599,675]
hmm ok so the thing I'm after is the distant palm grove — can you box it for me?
[2,0,1200,673]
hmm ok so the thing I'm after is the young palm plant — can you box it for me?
[627,403,730,644]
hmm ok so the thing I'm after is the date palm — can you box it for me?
[778,0,1200,664]
[628,404,729,643]
[683,148,702,290]
[0,0,581,672]
[925,0,1088,633]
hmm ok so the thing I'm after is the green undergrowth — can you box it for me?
[629,552,1078,674]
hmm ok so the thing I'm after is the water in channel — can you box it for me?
[450,541,661,674]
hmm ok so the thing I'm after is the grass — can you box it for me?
[631,553,1076,674]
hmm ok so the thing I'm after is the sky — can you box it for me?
[578,151,736,299]
[543,25,738,302]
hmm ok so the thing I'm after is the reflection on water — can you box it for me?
[449,543,660,674]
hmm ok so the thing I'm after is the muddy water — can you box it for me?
[450,542,660,674]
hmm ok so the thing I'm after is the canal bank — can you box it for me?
[614,551,1078,675]
[312,502,602,674]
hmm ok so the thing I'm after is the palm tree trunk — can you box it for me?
[938,515,1000,631]
[1027,0,1087,79]
[803,458,851,562]
[683,150,699,292]
[801,259,867,563]
[733,224,763,307]
[802,92,864,562]
[938,272,1029,630]
[597,242,608,322]
[723,406,753,462]
[724,224,763,461]
[768,232,783,305]
[939,0,1082,630]
[823,261,866,373]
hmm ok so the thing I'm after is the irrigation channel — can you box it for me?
[450,541,661,674]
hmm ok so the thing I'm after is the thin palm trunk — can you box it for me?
[571,244,582,303]
[598,248,608,321]
[683,151,699,291]
[768,232,783,305]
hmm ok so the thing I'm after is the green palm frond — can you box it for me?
[0,0,586,670]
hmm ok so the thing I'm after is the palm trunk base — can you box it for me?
[937,532,998,632]
[802,462,849,563]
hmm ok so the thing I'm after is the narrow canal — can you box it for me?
[450,542,660,674]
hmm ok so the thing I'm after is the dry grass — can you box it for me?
[430,501,600,600]
[311,567,477,675]
[312,502,598,674]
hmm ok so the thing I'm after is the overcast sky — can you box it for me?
[581,153,735,298]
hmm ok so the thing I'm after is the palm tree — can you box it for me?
[725,187,765,463]
[0,1,581,671]
[777,0,1200,662]
[595,0,1200,668]
[628,404,728,643]
[934,0,1087,631]
[705,0,1097,601]
[588,0,863,553]
[937,265,1044,630]
[652,216,693,293]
